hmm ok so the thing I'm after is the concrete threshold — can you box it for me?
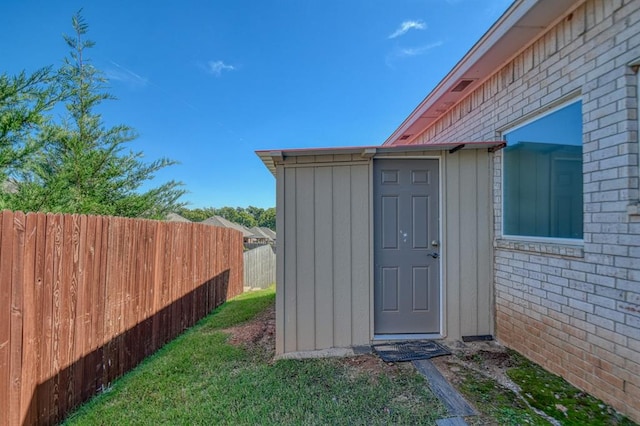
[412,358,477,425]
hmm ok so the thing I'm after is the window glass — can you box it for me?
[503,101,583,239]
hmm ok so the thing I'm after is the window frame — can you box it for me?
[626,58,640,215]
[636,60,640,202]
[500,97,584,244]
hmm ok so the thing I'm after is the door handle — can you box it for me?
[427,251,439,259]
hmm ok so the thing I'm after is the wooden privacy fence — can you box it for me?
[0,211,243,426]
[243,244,276,290]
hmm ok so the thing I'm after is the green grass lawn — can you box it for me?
[64,287,447,425]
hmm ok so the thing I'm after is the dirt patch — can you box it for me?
[341,352,414,377]
[225,303,276,353]
[341,353,386,373]
[223,303,405,378]
[432,341,523,395]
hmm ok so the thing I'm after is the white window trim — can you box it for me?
[499,97,584,243]
[629,58,640,215]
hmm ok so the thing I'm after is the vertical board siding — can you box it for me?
[277,162,370,354]
[459,153,479,336]
[444,150,494,339]
[314,166,333,350]
[282,167,298,354]
[350,165,371,345]
[0,210,243,426]
[475,150,493,336]
[275,165,286,355]
[444,152,461,338]
[332,166,353,348]
[296,167,316,351]
[243,245,276,290]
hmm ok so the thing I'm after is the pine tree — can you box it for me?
[8,12,185,218]
[0,67,59,185]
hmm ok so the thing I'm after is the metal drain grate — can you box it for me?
[372,341,451,363]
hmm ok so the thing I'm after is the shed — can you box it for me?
[256,0,640,421]
[257,142,504,356]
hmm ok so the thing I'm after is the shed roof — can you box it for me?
[256,141,505,176]
[383,0,582,146]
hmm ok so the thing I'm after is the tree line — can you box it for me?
[178,206,275,231]
[1,12,184,219]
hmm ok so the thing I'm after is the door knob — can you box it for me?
[427,252,439,259]
[431,240,439,247]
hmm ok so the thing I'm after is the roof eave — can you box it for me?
[256,141,505,176]
[383,0,584,146]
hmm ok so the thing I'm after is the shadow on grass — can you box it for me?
[23,270,233,426]
[201,285,275,331]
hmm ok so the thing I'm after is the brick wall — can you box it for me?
[411,0,640,420]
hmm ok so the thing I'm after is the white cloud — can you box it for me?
[388,20,427,39]
[106,61,148,88]
[207,60,236,76]
[398,41,444,57]
[385,41,444,68]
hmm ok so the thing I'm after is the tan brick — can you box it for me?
[592,346,626,369]
[566,359,587,379]
[625,406,640,426]
[560,342,586,362]
[565,372,592,393]
[589,375,624,401]
[594,366,625,389]
[562,322,587,340]
[525,323,541,337]
[624,358,640,377]
[583,352,603,369]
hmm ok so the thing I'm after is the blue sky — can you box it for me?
[1,0,512,209]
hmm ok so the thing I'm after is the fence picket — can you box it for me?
[0,210,243,425]
[10,212,25,426]
[243,245,276,290]
[20,214,39,425]
[0,212,12,426]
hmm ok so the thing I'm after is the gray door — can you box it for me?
[374,159,440,334]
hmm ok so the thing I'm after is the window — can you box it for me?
[503,100,583,240]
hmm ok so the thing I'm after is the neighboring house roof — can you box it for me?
[201,215,256,238]
[259,227,276,240]
[1,178,18,194]
[165,212,191,222]
[383,0,582,146]
[249,227,274,241]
